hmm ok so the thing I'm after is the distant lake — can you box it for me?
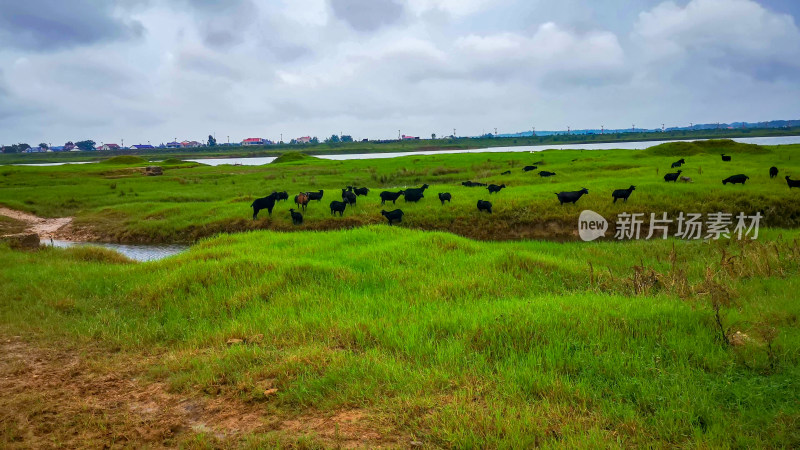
[9,136,800,167]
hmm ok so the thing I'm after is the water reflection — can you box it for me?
[46,239,187,262]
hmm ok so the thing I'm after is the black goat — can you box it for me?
[671,158,685,168]
[462,181,487,187]
[722,174,749,185]
[721,154,731,162]
[330,200,347,216]
[487,184,506,194]
[539,171,556,177]
[273,191,289,201]
[612,185,636,203]
[289,208,303,225]
[381,209,404,226]
[307,190,324,201]
[438,192,451,205]
[522,165,538,172]
[404,184,429,197]
[501,170,511,175]
[555,188,589,205]
[348,186,369,196]
[786,176,800,189]
[477,200,492,213]
[664,170,682,182]
[770,167,779,178]
[341,189,357,206]
[404,191,424,202]
[379,190,404,205]
[250,192,279,219]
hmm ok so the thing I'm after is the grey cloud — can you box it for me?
[0,0,144,52]
[330,0,404,32]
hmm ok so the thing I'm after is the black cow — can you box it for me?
[787,176,800,189]
[721,154,731,162]
[273,191,289,201]
[501,170,511,175]
[612,185,636,203]
[379,190,404,205]
[522,165,538,172]
[381,209,404,226]
[664,170,682,182]
[307,190,324,201]
[539,171,556,177]
[251,192,279,219]
[438,192,451,205]
[341,189,357,206]
[487,184,506,194]
[289,208,303,225]
[330,200,347,216]
[722,174,749,185]
[770,166,779,178]
[671,159,685,168]
[477,200,492,213]
[555,188,589,205]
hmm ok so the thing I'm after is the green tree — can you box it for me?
[75,140,96,151]
[310,137,319,144]
[38,143,49,150]
[431,133,436,140]
[341,135,353,143]
[207,135,217,147]
[326,134,340,144]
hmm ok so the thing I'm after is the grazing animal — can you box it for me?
[611,185,636,203]
[273,191,289,202]
[680,176,693,183]
[721,154,731,162]
[522,165,538,172]
[289,208,303,225]
[477,200,493,213]
[539,171,556,177]
[664,170,682,182]
[487,184,506,194]
[787,176,800,189]
[403,184,429,197]
[329,200,347,216]
[403,191,424,202]
[341,188,357,206]
[532,160,544,165]
[555,188,589,205]
[250,192,279,219]
[671,158,686,168]
[381,209,404,226]
[349,186,369,196]
[294,192,310,211]
[462,181,487,187]
[722,174,749,185]
[501,170,511,175]
[379,190,404,205]
[307,189,324,201]
[770,166,779,178]
[438,192,451,205]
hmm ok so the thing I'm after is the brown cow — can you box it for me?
[294,192,310,211]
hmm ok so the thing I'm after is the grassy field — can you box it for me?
[1,227,799,447]
[0,140,798,243]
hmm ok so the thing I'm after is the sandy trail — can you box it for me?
[0,206,73,240]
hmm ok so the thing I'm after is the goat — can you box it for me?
[671,158,685,168]
[294,192,310,211]
[477,200,492,213]
[721,154,731,162]
[461,181,487,187]
[289,208,303,225]
[539,171,556,177]
[786,176,800,189]
[381,209,404,226]
[501,170,511,175]
[273,191,289,201]
[250,192,279,219]
[379,190,404,205]
[611,185,635,203]
[330,200,347,216]
[348,186,369,196]
[722,174,749,185]
[522,165,538,172]
[307,190,324,201]
[770,166,779,178]
[487,184,506,194]
[404,191,424,202]
[664,170,682,182]
[403,184,429,197]
[438,192,451,205]
[341,188,357,206]
[555,188,589,205]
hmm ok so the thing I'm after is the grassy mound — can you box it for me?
[271,151,318,164]
[644,139,769,157]
[101,155,148,165]
[160,158,186,165]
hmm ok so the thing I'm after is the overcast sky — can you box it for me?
[1,0,799,145]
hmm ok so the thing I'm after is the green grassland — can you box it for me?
[0,140,798,243]
[2,227,799,447]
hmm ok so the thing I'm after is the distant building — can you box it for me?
[131,144,155,150]
[402,135,420,140]
[242,138,265,146]
[166,141,182,149]
[296,136,312,144]
[181,140,202,148]
[100,143,121,151]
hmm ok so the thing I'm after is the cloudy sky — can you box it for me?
[1,0,799,146]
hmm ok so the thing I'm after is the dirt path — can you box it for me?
[0,336,398,448]
[0,206,74,240]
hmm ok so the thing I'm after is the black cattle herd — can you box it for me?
[251,154,798,225]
